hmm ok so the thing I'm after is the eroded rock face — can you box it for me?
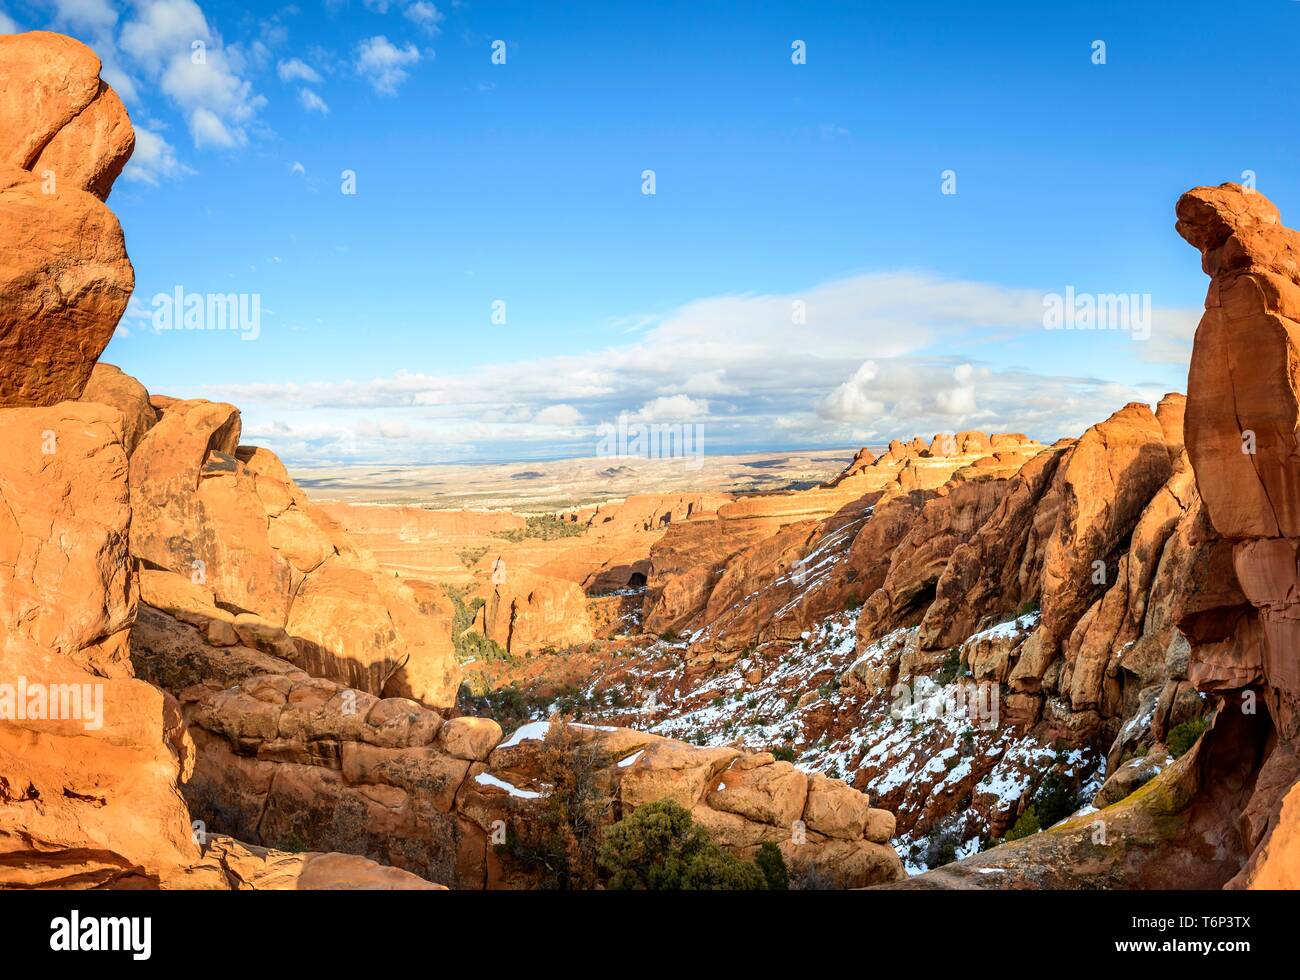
[0,34,135,408]
[0,403,135,678]
[1178,183,1300,736]
[174,837,445,890]
[0,166,133,406]
[0,30,467,892]
[886,706,1268,890]
[642,432,1044,657]
[139,621,904,888]
[0,32,134,200]
[1172,182,1300,887]
[1039,403,1175,662]
[480,568,595,655]
[125,396,461,708]
[0,406,199,887]
[81,363,159,456]
[918,447,1067,650]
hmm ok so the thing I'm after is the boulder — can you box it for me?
[437,716,503,762]
[802,773,871,840]
[706,757,809,828]
[0,166,133,406]
[0,32,134,200]
[480,568,594,654]
[0,402,135,676]
[81,363,158,455]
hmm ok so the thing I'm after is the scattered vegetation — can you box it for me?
[499,719,616,889]
[598,799,769,890]
[464,683,544,732]
[1003,807,1041,842]
[444,584,509,663]
[915,822,964,868]
[998,770,1079,844]
[1030,771,1079,829]
[1167,716,1209,758]
[934,648,963,686]
[789,862,837,890]
[456,545,490,568]
[754,842,789,890]
[492,514,586,543]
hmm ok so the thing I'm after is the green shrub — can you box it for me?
[501,718,615,889]
[919,824,963,868]
[771,744,796,763]
[755,842,789,890]
[470,684,535,732]
[598,800,767,890]
[934,649,962,686]
[789,863,837,890]
[1004,806,1041,842]
[1031,771,1078,829]
[1167,716,1209,758]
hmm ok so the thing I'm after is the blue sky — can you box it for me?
[5,0,1295,464]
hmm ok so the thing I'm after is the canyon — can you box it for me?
[1,30,1297,891]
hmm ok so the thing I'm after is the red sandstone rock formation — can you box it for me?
[151,640,904,888]
[0,32,134,200]
[1173,182,1300,886]
[0,32,437,891]
[125,396,461,707]
[0,34,134,407]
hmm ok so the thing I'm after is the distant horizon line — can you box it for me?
[284,442,876,471]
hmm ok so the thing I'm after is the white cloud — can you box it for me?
[934,362,977,415]
[533,404,583,426]
[187,105,235,147]
[199,269,1193,464]
[298,87,329,113]
[664,369,742,396]
[819,361,884,421]
[119,0,265,149]
[355,35,420,94]
[118,0,208,63]
[0,10,17,32]
[630,395,709,423]
[822,360,984,426]
[48,0,117,32]
[122,124,192,183]
[289,160,306,175]
[277,57,322,83]
[404,1,444,33]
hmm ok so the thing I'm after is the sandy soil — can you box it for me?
[292,448,865,512]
